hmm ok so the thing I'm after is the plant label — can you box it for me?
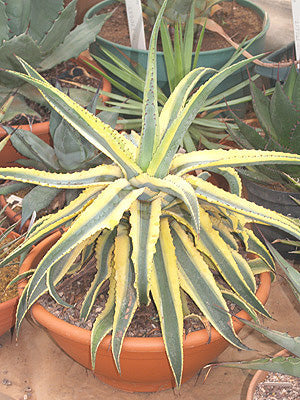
[125,0,146,50]
[292,0,300,66]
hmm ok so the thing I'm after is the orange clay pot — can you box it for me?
[0,228,21,336]
[246,349,290,400]
[19,230,271,392]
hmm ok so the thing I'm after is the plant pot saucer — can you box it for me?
[19,230,271,393]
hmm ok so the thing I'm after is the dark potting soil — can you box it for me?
[7,59,103,127]
[97,1,263,51]
[38,256,259,338]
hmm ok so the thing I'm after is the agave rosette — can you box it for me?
[1,0,300,387]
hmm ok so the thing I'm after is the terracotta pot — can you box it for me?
[0,228,20,336]
[0,122,51,168]
[246,349,290,400]
[0,51,111,168]
[19,230,271,392]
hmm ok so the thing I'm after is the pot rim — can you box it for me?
[0,227,21,308]
[19,230,271,352]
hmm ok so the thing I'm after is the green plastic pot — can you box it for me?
[254,42,296,82]
[85,0,269,95]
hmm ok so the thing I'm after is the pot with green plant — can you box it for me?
[85,0,269,96]
[0,0,111,158]
[227,64,300,257]
[2,0,300,392]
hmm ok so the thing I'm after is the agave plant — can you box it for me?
[1,0,300,387]
[144,0,222,26]
[227,65,300,191]
[0,0,110,122]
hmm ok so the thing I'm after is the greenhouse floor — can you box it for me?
[0,269,299,400]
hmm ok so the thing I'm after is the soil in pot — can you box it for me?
[38,257,253,336]
[253,371,300,400]
[0,236,20,304]
[97,0,263,51]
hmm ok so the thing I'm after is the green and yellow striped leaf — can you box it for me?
[8,57,141,179]
[0,187,101,269]
[187,175,300,243]
[0,164,122,188]
[80,229,116,320]
[136,0,169,170]
[170,149,300,176]
[112,223,137,372]
[91,274,116,369]
[129,198,161,305]
[170,221,249,350]
[151,218,183,387]
[147,58,260,178]
[193,205,270,317]
[26,179,144,307]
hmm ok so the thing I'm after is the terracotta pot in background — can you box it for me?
[0,228,21,336]
[246,349,290,400]
[19,231,272,392]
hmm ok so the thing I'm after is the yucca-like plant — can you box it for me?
[0,0,110,122]
[228,65,300,191]
[1,0,300,387]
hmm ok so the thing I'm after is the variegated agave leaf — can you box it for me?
[2,0,300,389]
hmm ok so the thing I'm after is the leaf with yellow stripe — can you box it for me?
[193,205,270,317]
[170,221,249,350]
[0,164,122,188]
[0,187,101,270]
[147,58,261,178]
[91,274,116,369]
[7,57,141,179]
[47,236,97,307]
[25,179,144,308]
[80,228,116,320]
[129,198,161,305]
[112,223,138,372]
[187,175,300,243]
[171,149,300,176]
[151,218,183,387]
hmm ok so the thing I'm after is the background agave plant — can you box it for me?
[227,65,300,191]
[0,0,110,122]
[0,90,117,227]
[1,0,300,388]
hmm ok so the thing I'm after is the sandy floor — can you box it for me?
[0,272,299,400]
